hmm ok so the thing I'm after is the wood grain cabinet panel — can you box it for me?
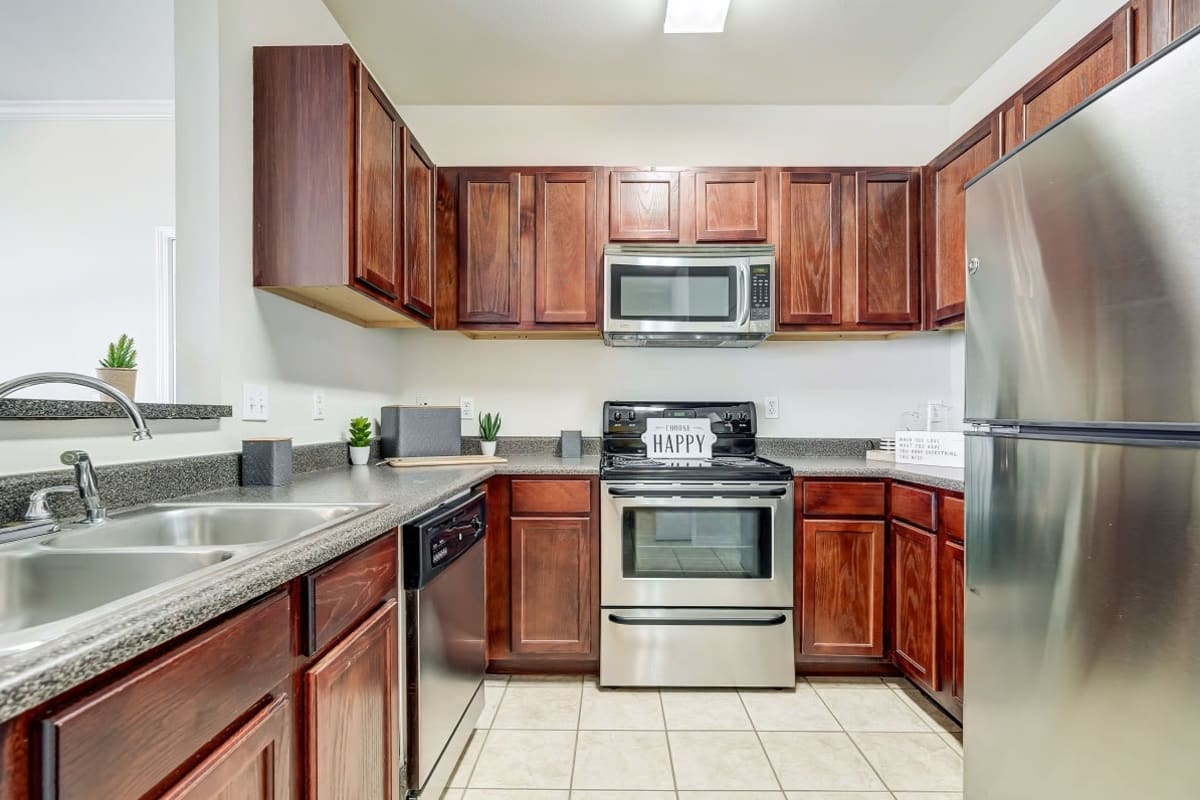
[940,538,966,716]
[1172,0,1200,39]
[302,532,398,656]
[694,170,768,241]
[891,483,938,531]
[609,170,680,241]
[892,521,938,691]
[800,520,885,657]
[854,170,921,325]
[354,67,403,300]
[510,516,594,655]
[511,479,592,515]
[778,171,842,326]
[803,481,886,517]
[534,171,599,324]
[942,494,965,542]
[305,600,401,800]
[41,592,291,800]
[161,695,293,800]
[458,172,522,323]
[925,117,1000,327]
[403,134,436,320]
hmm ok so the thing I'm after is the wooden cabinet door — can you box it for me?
[694,170,768,241]
[778,171,842,326]
[510,516,594,655]
[800,519,885,657]
[305,600,400,800]
[535,171,599,324]
[854,170,921,325]
[1015,11,1130,143]
[609,170,680,241]
[1168,0,1200,42]
[892,521,938,691]
[354,65,402,300]
[940,538,966,714]
[925,118,1000,327]
[161,696,293,800]
[403,133,435,320]
[458,171,521,323]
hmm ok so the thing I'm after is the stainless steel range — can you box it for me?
[599,401,795,688]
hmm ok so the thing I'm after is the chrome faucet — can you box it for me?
[24,451,107,524]
[0,371,153,441]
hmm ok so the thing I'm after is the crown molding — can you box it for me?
[0,100,174,119]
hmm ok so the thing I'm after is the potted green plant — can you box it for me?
[97,334,138,401]
[348,416,373,465]
[479,411,502,457]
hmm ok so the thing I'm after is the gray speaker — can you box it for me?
[380,405,462,458]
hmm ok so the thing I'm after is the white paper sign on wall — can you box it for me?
[641,418,716,460]
[895,431,964,468]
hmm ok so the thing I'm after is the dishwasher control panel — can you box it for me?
[402,489,487,590]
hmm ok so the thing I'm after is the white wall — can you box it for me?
[0,0,408,474]
[396,329,959,439]
[0,117,174,401]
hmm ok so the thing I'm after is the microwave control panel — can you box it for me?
[750,265,771,322]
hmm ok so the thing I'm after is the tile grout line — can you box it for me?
[736,687,785,794]
[808,677,894,793]
[566,677,583,795]
[656,689,681,799]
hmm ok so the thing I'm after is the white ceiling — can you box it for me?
[0,0,173,101]
[321,0,1061,105]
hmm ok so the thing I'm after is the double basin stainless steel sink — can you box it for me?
[0,503,380,655]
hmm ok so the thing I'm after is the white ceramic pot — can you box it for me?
[96,367,137,402]
[349,445,371,466]
[480,440,498,457]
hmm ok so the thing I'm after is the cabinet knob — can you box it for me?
[968,257,981,275]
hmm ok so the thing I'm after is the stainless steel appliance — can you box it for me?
[402,490,486,800]
[599,401,795,687]
[603,244,775,347]
[964,30,1200,800]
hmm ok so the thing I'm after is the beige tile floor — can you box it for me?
[442,675,963,800]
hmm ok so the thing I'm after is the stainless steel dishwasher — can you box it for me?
[401,488,487,800]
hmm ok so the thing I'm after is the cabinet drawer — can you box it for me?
[511,479,592,515]
[302,531,398,655]
[891,484,937,530]
[942,495,965,542]
[803,481,885,517]
[41,591,291,800]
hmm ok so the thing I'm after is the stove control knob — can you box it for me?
[612,410,624,422]
[723,412,733,421]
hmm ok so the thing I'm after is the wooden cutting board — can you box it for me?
[381,455,507,468]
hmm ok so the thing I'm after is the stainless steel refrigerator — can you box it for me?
[963,28,1200,800]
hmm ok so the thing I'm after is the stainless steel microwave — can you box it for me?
[602,244,775,348]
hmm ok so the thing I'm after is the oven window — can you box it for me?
[610,264,737,322]
[621,507,772,579]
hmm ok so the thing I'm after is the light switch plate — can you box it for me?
[764,396,780,419]
[311,390,326,420]
[459,397,475,420]
[242,383,269,421]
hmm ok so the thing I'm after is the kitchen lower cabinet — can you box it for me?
[891,521,938,691]
[305,600,401,800]
[799,519,886,658]
[939,538,966,716]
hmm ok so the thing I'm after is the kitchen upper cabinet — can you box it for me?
[253,45,430,329]
[305,600,401,800]
[694,169,769,242]
[457,171,522,324]
[535,171,599,324]
[924,117,1001,328]
[160,696,293,800]
[853,170,922,326]
[608,170,681,241]
[799,519,885,658]
[1009,10,1131,146]
[403,134,436,321]
[777,171,842,326]
[891,521,938,691]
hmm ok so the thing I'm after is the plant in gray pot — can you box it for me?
[479,411,502,457]
[96,334,137,401]
[348,416,373,465]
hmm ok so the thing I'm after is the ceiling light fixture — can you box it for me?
[663,0,731,34]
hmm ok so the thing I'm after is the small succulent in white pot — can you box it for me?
[348,416,373,465]
[96,334,137,401]
[479,412,502,457]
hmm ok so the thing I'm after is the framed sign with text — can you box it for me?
[641,418,717,459]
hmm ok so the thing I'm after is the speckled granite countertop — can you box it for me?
[0,449,957,722]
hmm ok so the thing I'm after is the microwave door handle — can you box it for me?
[735,262,751,326]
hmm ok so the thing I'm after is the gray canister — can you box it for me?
[242,438,293,486]
[560,430,583,458]
[380,405,462,458]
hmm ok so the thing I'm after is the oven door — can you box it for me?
[600,481,794,608]
[604,255,750,334]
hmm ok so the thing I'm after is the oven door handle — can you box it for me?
[606,487,788,499]
[607,612,788,627]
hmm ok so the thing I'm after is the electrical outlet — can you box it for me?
[311,390,326,420]
[460,397,475,420]
[414,394,429,406]
[242,383,269,421]
[764,396,780,419]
